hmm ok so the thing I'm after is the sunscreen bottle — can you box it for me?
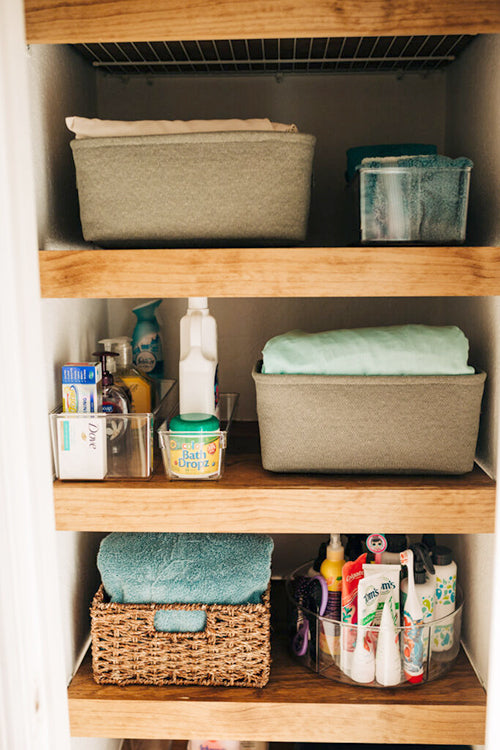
[179,297,218,415]
[319,534,345,657]
[320,534,345,621]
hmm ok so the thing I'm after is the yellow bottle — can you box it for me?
[319,533,345,658]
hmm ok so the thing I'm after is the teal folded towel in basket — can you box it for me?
[262,324,475,376]
[97,532,274,632]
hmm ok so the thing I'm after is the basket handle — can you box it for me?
[149,605,216,641]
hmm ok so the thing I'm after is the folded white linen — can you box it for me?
[66,115,298,138]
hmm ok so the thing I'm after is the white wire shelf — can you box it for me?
[73,34,474,76]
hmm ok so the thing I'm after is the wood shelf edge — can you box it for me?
[25,0,500,45]
[39,246,500,298]
[68,644,486,743]
[53,464,496,534]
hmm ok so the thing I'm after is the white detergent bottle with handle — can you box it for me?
[179,297,218,415]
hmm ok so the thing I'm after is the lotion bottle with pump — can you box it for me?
[179,297,218,416]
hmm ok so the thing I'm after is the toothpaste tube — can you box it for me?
[340,552,367,677]
[351,575,378,684]
[362,563,401,623]
[375,594,402,686]
[351,568,401,684]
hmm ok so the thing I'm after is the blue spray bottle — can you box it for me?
[132,300,164,381]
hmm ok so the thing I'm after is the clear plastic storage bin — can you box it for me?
[286,563,463,688]
[158,392,239,480]
[357,163,472,244]
[50,379,176,480]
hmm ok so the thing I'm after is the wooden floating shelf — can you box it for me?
[68,637,486,744]
[39,246,500,299]
[25,0,500,45]
[53,425,496,533]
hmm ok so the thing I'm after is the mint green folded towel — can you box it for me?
[97,532,273,633]
[261,325,474,376]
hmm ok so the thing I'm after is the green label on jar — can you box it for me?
[169,435,220,477]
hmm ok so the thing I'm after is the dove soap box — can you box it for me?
[56,413,107,479]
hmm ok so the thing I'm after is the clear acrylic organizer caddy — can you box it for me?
[286,562,463,688]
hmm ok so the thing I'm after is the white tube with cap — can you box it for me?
[375,594,401,686]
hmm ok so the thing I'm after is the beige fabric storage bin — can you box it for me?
[252,361,485,474]
[70,131,316,246]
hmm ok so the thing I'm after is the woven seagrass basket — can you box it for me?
[90,584,271,687]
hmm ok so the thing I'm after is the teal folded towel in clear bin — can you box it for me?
[357,154,473,243]
[97,532,274,632]
[346,143,438,182]
[262,324,475,376]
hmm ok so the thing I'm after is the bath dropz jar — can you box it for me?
[166,412,223,480]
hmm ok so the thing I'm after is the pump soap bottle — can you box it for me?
[179,297,218,416]
[93,351,131,475]
[132,300,164,381]
[94,351,130,415]
[100,336,154,413]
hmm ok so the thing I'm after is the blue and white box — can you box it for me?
[62,362,102,413]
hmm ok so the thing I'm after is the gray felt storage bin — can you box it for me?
[70,131,316,246]
[252,361,485,474]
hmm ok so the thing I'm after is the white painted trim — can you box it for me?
[486,428,500,747]
[0,0,71,747]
